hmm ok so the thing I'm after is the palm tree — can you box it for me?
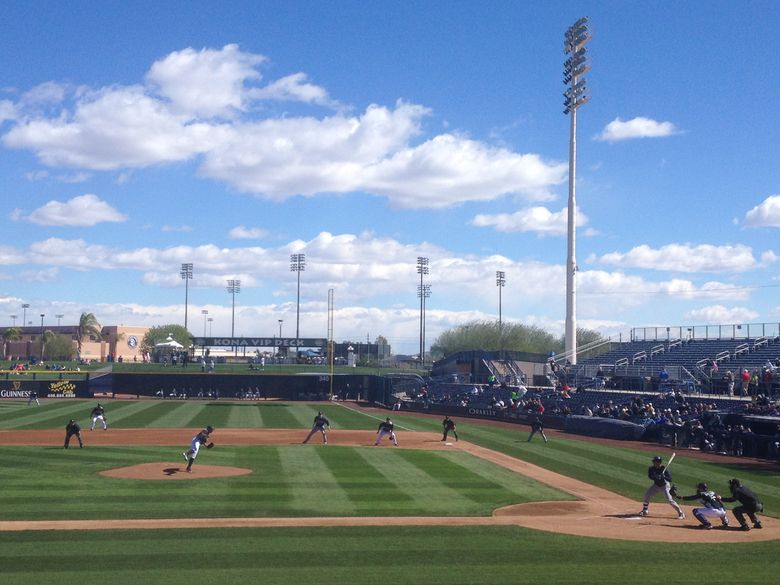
[41,330,57,360]
[2,327,21,359]
[76,312,102,359]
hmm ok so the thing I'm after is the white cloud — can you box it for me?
[249,72,337,108]
[0,99,15,122]
[595,243,759,273]
[595,116,680,142]
[2,47,567,209]
[472,206,588,236]
[684,305,759,323]
[744,195,780,227]
[146,44,264,118]
[229,226,268,239]
[161,225,193,233]
[24,194,127,226]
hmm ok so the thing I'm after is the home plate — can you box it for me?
[444,442,454,446]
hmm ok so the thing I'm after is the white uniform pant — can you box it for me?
[187,438,204,459]
[643,482,683,515]
[91,415,107,430]
[694,506,728,526]
[375,430,397,445]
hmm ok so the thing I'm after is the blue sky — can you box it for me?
[1,1,779,354]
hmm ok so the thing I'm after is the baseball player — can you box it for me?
[721,478,763,530]
[302,411,330,444]
[374,417,398,446]
[182,425,214,472]
[89,403,108,430]
[442,416,458,441]
[639,455,685,519]
[64,419,83,449]
[527,416,548,443]
[27,391,40,406]
[678,482,729,529]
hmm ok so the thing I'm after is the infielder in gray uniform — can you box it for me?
[639,455,685,519]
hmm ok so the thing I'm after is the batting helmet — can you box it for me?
[652,456,662,463]
[206,425,214,433]
[697,482,708,491]
[729,478,741,489]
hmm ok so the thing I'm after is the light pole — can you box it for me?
[290,254,305,360]
[11,315,17,326]
[22,303,30,328]
[416,257,429,366]
[563,16,591,366]
[39,314,45,359]
[180,263,193,331]
[226,279,241,353]
[496,271,506,329]
[277,319,283,359]
[207,317,213,336]
[201,310,209,336]
[56,314,64,327]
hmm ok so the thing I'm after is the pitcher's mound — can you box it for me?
[100,462,253,480]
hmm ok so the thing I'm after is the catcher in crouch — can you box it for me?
[182,425,214,472]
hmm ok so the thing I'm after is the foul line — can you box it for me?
[332,401,414,431]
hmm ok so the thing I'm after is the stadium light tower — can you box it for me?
[416,257,429,365]
[56,314,64,326]
[563,16,591,366]
[290,254,306,358]
[226,279,241,338]
[496,271,506,329]
[22,303,30,327]
[180,263,193,331]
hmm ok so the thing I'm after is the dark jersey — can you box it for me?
[313,414,330,428]
[66,421,81,434]
[682,489,724,509]
[531,419,544,431]
[443,418,455,430]
[194,429,211,444]
[722,485,762,508]
[378,420,394,432]
[648,465,672,487]
[91,406,104,417]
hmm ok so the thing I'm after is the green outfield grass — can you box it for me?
[1,399,778,585]
[1,526,778,585]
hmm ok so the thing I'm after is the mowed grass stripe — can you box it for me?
[225,403,265,428]
[151,402,210,428]
[247,403,301,428]
[277,445,355,515]
[317,446,415,512]
[89,400,166,427]
[0,401,89,429]
[353,448,477,514]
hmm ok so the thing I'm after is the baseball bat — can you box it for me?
[665,452,676,470]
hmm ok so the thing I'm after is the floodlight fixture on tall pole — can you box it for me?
[201,310,209,336]
[207,317,213,336]
[496,271,506,329]
[226,279,241,349]
[22,304,30,327]
[416,257,429,365]
[290,253,306,358]
[562,16,591,366]
[180,263,193,331]
[56,314,64,327]
[11,315,17,327]
[417,284,431,364]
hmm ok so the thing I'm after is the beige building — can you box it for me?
[2,325,150,362]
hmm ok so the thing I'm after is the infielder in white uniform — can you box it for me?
[90,403,108,430]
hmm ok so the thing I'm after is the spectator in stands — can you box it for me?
[725,370,735,396]
[741,369,750,396]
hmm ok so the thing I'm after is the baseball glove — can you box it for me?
[206,442,215,449]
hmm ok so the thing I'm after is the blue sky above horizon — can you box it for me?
[1,1,779,354]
